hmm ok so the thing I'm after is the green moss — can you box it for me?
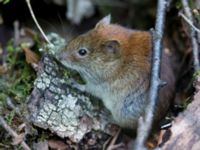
[174,0,182,9]
[0,39,38,147]
[0,41,36,111]
[8,64,35,102]
[181,96,192,109]
[5,110,15,125]
[193,70,200,82]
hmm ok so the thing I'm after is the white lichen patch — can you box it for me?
[57,97,69,109]
[44,78,51,85]
[35,81,46,90]
[39,33,65,55]
[44,103,57,111]
[63,94,77,108]
[54,124,68,132]
[47,111,61,125]
[63,109,76,120]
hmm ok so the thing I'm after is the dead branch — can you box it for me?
[181,0,200,72]
[0,116,31,150]
[134,0,169,149]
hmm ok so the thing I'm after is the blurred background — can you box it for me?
[0,0,157,45]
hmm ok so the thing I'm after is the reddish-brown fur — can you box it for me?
[59,16,175,130]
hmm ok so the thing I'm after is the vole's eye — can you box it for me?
[77,48,88,57]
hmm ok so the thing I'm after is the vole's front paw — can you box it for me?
[68,79,86,92]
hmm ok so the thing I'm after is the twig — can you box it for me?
[13,20,20,47]
[6,97,21,116]
[0,116,31,150]
[134,0,169,150]
[179,12,200,33]
[181,0,200,72]
[25,0,53,46]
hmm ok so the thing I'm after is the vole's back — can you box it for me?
[91,25,175,129]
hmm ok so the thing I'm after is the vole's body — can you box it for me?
[59,16,175,130]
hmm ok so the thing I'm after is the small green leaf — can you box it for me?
[3,0,11,4]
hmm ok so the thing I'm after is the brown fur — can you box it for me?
[59,16,175,130]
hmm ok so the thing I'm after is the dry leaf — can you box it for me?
[48,139,69,150]
[0,65,8,75]
[158,129,172,147]
[22,47,40,66]
[17,123,26,132]
[12,133,25,145]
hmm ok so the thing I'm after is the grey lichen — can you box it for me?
[27,34,117,143]
[39,33,66,55]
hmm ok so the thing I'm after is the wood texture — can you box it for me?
[162,78,200,150]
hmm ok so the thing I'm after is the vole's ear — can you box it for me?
[102,40,121,57]
[95,14,111,29]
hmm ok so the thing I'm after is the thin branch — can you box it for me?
[25,0,53,46]
[13,20,20,47]
[179,12,200,33]
[134,0,169,149]
[6,97,21,116]
[181,0,200,72]
[0,116,31,150]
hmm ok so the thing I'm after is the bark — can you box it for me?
[26,34,119,144]
[162,77,200,150]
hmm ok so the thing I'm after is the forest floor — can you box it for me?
[0,0,199,150]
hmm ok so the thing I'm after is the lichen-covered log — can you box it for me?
[161,77,200,150]
[26,34,119,144]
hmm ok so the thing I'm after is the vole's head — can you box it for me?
[59,15,151,81]
[59,15,125,80]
